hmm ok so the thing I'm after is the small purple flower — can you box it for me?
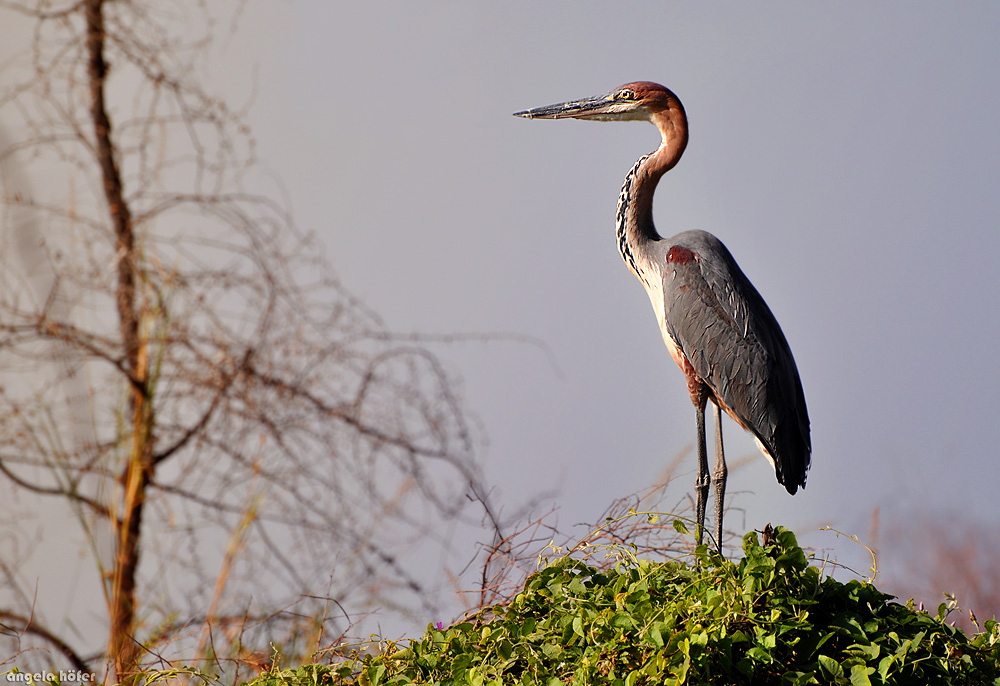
[435,622,444,630]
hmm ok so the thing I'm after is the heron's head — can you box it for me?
[514,81,683,124]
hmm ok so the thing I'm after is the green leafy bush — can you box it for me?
[250,526,1000,685]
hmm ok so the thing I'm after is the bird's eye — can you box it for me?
[617,89,636,101]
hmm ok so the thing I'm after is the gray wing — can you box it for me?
[661,230,811,493]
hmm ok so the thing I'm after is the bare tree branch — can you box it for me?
[0,611,93,677]
[0,0,490,677]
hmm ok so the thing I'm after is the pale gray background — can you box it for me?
[4,1,999,646]
[248,2,1000,551]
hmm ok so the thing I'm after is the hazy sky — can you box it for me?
[4,1,1000,648]
[244,1,1000,563]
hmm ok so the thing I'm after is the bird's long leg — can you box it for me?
[694,391,710,546]
[712,402,727,551]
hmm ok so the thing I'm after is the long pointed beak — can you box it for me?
[514,93,623,120]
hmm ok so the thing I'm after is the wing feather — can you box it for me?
[661,231,811,492]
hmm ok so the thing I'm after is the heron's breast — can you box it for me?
[635,270,684,373]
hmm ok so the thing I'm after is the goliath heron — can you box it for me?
[515,82,810,550]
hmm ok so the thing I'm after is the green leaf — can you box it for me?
[853,642,880,660]
[541,642,562,659]
[612,614,633,629]
[817,655,843,680]
[877,655,895,680]
[648,622,664,648]
[849,664,873,686]
[672,519,690,535]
